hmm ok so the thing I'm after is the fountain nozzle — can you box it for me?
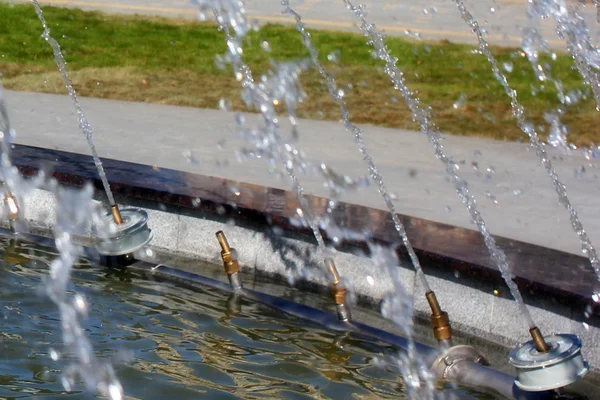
[111,204,124,225]
[509,333,588,392]
[95,208,153,259]
[4,192,18,221]
[426,291,452,345]
[216,231,243,291]
[325,258,351,322]
[529,326,550,352]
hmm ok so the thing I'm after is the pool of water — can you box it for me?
[0,236,493,399]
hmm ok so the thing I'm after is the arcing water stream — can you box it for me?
[192,2,440,399]
[452,0,600,287]
[0,85,123,398]
[13,0,600,397]
[342,0,536,330]
[281,0,432,295]
[31,0,117,209]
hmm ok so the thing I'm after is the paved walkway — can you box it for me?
[10,0,600,48]
[4,89,600,257]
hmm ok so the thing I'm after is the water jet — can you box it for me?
[0,0,598,398]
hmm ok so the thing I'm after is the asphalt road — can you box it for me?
[9,0,600,48]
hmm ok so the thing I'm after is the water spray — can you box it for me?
[283,0,455,345]
[448,0,590,391]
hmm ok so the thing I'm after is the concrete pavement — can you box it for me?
[8,0,600,48]
[4,89,600,258]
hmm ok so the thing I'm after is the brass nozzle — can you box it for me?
[4,193,18,221]
[111,205,124,225]
[326,258,348,306]
[216,231,240,275]
[325,258,341,285]
[426,291,452,342]
[529,326,550,352]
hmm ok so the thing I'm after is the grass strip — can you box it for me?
[0,3,596,145]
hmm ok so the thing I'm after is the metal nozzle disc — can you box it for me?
[508,334,588,392]
[95,208,153,256]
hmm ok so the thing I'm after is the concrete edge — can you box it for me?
[12,187,600,372]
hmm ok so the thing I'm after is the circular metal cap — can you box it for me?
[508,334,588,392]
[95,208,153,256]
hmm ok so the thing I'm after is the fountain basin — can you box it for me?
[1,235,439,399]
[5,144,600,396]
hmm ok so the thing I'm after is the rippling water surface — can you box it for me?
[0,237,491,399]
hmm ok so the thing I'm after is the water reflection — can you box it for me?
[0,237,414,399]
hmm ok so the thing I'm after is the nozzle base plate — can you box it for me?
[508,333,588,392]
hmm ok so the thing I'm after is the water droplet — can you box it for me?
[49,348,59,361]
[502,62,513,73]
[513,189,523,196]
[471,161,479,172]
[327,50,340,63]
[486,191,498,204]
[218,98,232,111]
[453,93,467,110]
[260,40,271,52]
[106,383,123,400]
[73,294,87,315]
[182,150,199,164]
[235,113,245,125]
[61,375,73,392]
[337,89,345,98]
[366,276,375,286]
[592,292,600,302]
[490,7,496,13]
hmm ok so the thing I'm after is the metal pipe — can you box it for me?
[0,228,584,399]
[127,261,435,359]
[141,262,554,399]
[444,359,552,400]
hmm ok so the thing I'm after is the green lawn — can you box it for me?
[0,3,596,145]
